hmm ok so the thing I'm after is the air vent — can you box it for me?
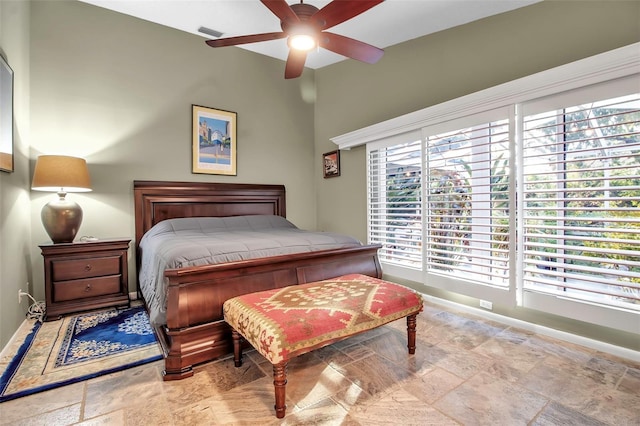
[198,26,223,38]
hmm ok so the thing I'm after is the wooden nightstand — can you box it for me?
[39,238,131,321]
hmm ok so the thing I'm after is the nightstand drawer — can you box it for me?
[52,256,121,281]
[53,276,122,302]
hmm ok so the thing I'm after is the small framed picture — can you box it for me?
[323,150,340,178]
[192,105,237,175]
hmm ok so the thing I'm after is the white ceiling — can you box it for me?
[80,0,540,69]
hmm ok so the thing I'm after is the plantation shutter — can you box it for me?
[422,108,516,305]
[520,76,640,311]
[367,131,423,269]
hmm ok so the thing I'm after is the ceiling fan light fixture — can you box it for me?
[288,33,316,51]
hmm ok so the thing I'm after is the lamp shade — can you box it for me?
[32,155,92,192]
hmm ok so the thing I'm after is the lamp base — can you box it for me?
[41,192,83,243]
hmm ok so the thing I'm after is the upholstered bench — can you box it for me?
[222,273,423,418]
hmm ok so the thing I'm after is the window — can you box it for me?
[425,115,512,289]
[337,43,640,333]
[368,134,422,269]
[369,110,518,305]
[521,80,640,312]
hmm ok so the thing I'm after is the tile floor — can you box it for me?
[0,300,638,425]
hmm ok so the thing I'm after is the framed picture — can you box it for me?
[0,55,13,173]
[323,150,340,178]
[192,105,237,175]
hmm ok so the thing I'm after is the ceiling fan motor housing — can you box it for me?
[281,3,322,33]
[290,3,320,21]
[283,2,322,49]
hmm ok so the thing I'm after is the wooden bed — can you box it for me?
[133,180,382,380]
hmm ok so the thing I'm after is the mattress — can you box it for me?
[138,215,362,325]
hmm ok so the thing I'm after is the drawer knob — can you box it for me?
[85,284,91,292]
[85,264,92,271]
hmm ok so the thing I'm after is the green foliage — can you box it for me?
[523,99,640,303]
[428,171,471,265]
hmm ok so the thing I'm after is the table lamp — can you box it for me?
[31,155,92,243]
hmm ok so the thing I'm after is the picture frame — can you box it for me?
[0,55,14,173]
[192,105,237,175]
[323,150,340,178]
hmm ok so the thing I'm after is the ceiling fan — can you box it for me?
[205,0,385,79]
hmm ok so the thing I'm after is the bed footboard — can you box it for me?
[157,245,382,380]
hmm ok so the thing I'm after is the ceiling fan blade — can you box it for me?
[261,0,300,24]
[319,32,384,64]
[284,49,307,79]
[206,32,286,48]
[313,0,384,30]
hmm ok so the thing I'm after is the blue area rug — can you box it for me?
[0,305,162,402]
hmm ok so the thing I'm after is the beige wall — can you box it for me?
[314,1,640,348]
[0,0,32,350]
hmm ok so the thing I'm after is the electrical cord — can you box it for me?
[22,292,46,323]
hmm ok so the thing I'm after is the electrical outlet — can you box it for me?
[18,288,30,304]
[479,299,493,310]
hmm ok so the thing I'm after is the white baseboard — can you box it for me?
[421,293,640,363]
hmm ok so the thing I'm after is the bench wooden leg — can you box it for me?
[273,362,288,418]
[231,328,243,367]
[407,314,417,354]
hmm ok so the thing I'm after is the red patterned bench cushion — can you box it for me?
[223,273,423,364]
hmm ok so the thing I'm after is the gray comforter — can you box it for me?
[138,215,361,325]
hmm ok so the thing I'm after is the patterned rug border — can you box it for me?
[0,306,163,403]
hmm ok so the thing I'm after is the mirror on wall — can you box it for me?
[0,54,14,173]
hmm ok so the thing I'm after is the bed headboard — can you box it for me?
[133,180,286,246]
